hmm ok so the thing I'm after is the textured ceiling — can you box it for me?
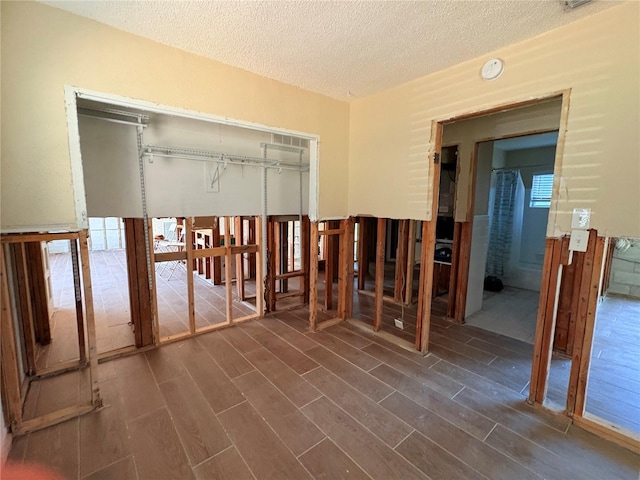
[41,0,619,100]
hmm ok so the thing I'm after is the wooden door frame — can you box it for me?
[418,90,570,356]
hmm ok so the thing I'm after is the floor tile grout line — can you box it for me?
[214,399,248,417]
[297,393,326,411]
[294,436,328,459]
[451,385,465,400]
[297,396,391,480]
[391,428,416,450]
[376,389,398,405]
[238,345,323,410]
[230,389,324,471]
[482,422,498,442]
[212,424,259,480]
[190,444,234,470]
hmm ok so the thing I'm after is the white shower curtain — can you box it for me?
[486,169,520,277]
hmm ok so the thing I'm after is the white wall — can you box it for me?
[505,146,556,265]
[80,118,143,218]
[79,112,309,218]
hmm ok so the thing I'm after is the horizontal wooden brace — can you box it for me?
[357,289,403,305]
[154,251,187,263]
[315,317,344,331]
[192,246,226,259]
[275,270,305,280]
[1,232,80,243]
[230,244,259,255]
[29,360,87,381]
[318,228,344,236]
[12,403,97,436]
[276,290,304,299]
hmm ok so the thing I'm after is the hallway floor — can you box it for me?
[8,309,640,480]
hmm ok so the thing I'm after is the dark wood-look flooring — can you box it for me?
[8,309,640,480]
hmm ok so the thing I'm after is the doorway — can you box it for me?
[464,132,558,343]
[426,95,567,406]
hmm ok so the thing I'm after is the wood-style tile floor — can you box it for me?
[586,295,640,433]
[8,309,640,480]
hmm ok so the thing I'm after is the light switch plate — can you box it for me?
[569,229,589,252]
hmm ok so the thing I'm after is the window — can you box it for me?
[530,173,554,208]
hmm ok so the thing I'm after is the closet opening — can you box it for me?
[65,87,317,345]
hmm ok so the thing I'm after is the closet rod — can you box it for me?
[143,146,309,172]
[78,113,148,128]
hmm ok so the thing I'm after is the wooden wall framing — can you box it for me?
[308,218,354,332]
[1,231,102,436]
[526,232,639,453]
[265,216,310,313]
[150,216,264,344]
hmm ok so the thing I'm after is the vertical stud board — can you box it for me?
[301,216,310,304]
[309,221,319,331]
[185,217,196,334]
[254,216,265,316]
[374,218,386,332]
[1,247,24,430]
[235,217,245,300]
[224,218,233,322]
[78,230,102,408]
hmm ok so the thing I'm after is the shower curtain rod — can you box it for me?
[491,164,553,172]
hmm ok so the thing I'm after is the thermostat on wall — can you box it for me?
[481,58,504,80]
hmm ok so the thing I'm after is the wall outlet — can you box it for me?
[394,318,404,329]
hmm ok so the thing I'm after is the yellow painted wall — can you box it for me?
[349,2,640,238]
[0,2,349,231]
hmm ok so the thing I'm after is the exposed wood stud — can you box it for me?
[357,217,368,291]
[69,239,87,363]
[416,219,435,353]
[1,246,24,431]
[374,218,386,332]
[301,216,310,304]
[343,217,355,318]
[416,122,443,353]
[185,217,196,334]
[212,217,222,285]
[224,217,234,323]
[325,222,334,311]
[78,230,102,408]
[25,242,51,345]
[11,243,37,375]
[279,221,289,293]
[337,219,347,317]
[567,231,604,416]
[535,236,564,403]
[394,220,410,303]
[309,221,319,331]
[266,217,276,312]
[254,216,265,316]
[405,220,416,305]
[574,236,607,416]
[453,222,472,323]
[235,217,246,300]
